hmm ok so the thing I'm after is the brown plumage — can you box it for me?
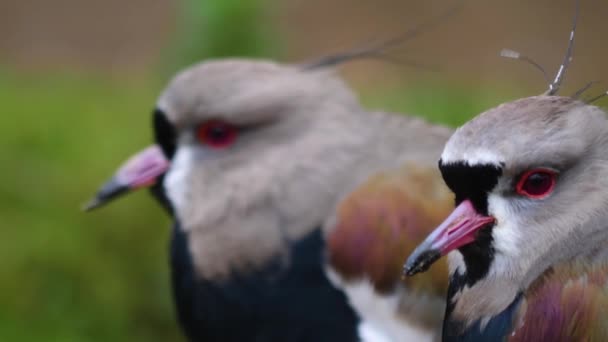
[327,164,452,333]
[328,164,451,295]
[511,263,608,342]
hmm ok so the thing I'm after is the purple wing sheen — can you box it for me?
[327,164,453,295]
[510,263,608,341]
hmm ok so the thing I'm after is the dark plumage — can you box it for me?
[170,222,359,341]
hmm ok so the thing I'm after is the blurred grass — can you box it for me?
[169,0,281,70]
[362,83,503,127]
[0,72,181,341]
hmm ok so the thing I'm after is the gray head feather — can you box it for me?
[157,58,451,281]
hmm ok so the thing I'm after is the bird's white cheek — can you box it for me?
[165,146,196,213]
[488,195,522,271]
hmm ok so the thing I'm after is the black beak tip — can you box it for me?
[403,249,442,277]
[403,264,419,277]
[81,197,104,212]
[403,260,425,277]
[81,177,129,213]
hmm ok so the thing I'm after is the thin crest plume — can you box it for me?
[499,49,552,86]
[500,0,579,96]
[549,0,578,95]
[571,80,599,99]
[585,90,608,104]
[299,2,463,71]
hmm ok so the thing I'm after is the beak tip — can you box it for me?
[81,178,130,212]
[403,248,442,277]
[403,261,422,277]
[82,198,102,212]
[403,267,415,277]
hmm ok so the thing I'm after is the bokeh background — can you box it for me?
[2,0,607,340]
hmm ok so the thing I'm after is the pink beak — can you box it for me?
[83,145,170,211]
[404,200,495,276]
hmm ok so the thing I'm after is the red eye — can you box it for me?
[196,120,238,149]
[515,168,557,199]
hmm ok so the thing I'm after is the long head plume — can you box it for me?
[500,0,580,96]
[571,80,599,99]
[585,90,608,104]
[300,2,464,71]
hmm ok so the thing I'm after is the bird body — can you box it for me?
[326,162,453,340]
[405,95,608,341]
[169,220,360,341]
[87,58,453,341]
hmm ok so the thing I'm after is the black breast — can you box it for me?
[170,223,360,342]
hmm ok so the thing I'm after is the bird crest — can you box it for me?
[500,0,607,103]
[300,3,463,71]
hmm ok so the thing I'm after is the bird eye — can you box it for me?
[196,120,238,149]
[515,168,557,199]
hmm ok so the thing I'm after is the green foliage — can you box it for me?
[361,83,508,127]
[169,0,281,68]
[0,72,182,341]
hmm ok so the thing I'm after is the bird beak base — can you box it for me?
[404,199,495,276]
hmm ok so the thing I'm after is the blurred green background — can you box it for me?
[1,0,606,340]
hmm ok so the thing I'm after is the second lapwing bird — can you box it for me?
[405,2,608,339]
[406,94,608,341]
[86,58,454,341]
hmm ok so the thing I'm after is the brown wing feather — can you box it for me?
[510,262,608,341]
[327,162,453,296]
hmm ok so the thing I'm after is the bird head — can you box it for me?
[85,59,374,279]
[405,95,608,326]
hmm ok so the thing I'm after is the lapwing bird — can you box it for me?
[85,55,455,341]
[405,2,608,340]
